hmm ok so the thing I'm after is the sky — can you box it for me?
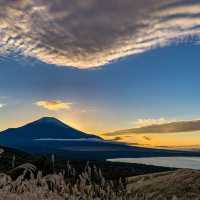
[1,0,200,149]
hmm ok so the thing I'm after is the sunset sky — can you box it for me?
[1,0,200,149]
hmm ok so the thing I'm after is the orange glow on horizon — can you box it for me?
[1,116,200,150]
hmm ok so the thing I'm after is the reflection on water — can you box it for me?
[108,157,200,170]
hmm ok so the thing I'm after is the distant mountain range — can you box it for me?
[0,117,200,160]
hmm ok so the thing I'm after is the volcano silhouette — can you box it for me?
[0,117,199,160]
[0,117,102,140]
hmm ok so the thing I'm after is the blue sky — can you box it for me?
[1,43,200,134]
[1,0,200,148]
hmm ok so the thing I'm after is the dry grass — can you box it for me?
[127,169,200,200]
[1,150,128,200]
[0,161,128,200]
[1,150,200,200]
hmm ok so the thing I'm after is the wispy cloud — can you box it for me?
[132,118,173,128]
[35,100,73,111]
[111,136,123,141]
[1,1,200,68]
[143,136,152,141]
[106,119,200,136]
[0,104,5,109]
[80,109,96,113]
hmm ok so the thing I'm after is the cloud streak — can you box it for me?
[106,119,200,135]
[132,118,174,128]
[35,100,72,111]
[0,104,5,109]
[1,0,200,68]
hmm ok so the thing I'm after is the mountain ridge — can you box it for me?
[0,117,200,160]
[0,117,102,140]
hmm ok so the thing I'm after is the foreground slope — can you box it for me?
[127,169,200,200]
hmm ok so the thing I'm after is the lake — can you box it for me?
[108,157,200,170]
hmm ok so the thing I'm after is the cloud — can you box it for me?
[106,119,200,135]
[143,136,152,141]
[111,136,123,141]
[1,0,200,68]
[132,118,174,128]
[80,109,96,113]
[35,100,72,111]
[0,104,5,109]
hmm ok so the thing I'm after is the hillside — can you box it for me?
[1,146,200,200]
[0,145,174,178]
[127,169,200,200]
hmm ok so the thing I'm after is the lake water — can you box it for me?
[108,157,200,170]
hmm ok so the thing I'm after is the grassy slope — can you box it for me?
[127,169,200,200]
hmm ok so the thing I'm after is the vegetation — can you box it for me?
[0,148,129,200]
[1,147,198,200]
[0,163,130,200]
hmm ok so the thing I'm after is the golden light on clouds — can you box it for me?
[104,118,200,149]
[105,131,200,149]
[35,100,73,111]
[132,118,174,128]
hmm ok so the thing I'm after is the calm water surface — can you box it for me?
[108,157,200,170]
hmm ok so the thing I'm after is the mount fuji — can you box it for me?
[0,117,199,160]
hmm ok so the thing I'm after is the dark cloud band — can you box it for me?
[106,120,200,135]
[1,0,200,68]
